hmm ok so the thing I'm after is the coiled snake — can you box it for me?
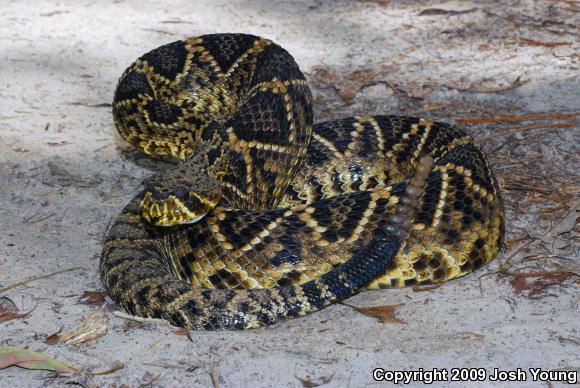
[100,34,505,330]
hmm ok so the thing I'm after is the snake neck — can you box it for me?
[140,122,231,226]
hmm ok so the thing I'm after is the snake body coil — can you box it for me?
[100,34,505,330]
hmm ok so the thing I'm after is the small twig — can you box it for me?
[504,120,576,132]
[507,269,579,278]
[412,283,442,292]
[472,76,529,93]
[24,212,56,224]
[486,136,512,154]
[457,112,578,124]
[142,362,188,370]
[94,145,109,153]
[503,182,553,195]
[83,361,125,376]
[140,28,178,36]
[160,19,195,24]
[519,38,573,46]
[363,0,391,5]
[0,267,83,294]
[480,120,577,142]
[112,311,178,329]
[67,102,111,108]
[546,0,580,4]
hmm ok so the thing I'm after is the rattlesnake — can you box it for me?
[100,33,505,330]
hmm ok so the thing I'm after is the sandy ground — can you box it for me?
[0,0,578,387]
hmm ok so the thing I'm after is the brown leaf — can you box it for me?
[44,328,63,345]
[309,66,342,87]
[79,290,107,305]
[344,303,405,324]
[0,297,33,322]
[173,328,193,342]
[336,89,358,101]
[309,66,379,102]
[510,270,579,297]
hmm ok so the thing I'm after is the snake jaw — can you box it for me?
[140,192,213,226]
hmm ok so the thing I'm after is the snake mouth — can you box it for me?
[140,192,210,226]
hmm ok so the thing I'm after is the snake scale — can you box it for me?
[100,33,505,330]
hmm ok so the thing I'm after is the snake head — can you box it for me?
[140,158,222,226]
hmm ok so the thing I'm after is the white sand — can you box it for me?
[1,1,578,386]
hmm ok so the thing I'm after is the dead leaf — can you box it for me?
[309,64,429,102]
[296,372,335,388]
[79,290,107,305]
[0,297,33,322]
[510,270,579,297]
[450,332,486,341]
[44,328,63,345]
[49,311,108,346]
[0,346,77,374]
[173,328,193,342]
[343,303,405,324]
[419,1,481,15]
[309,66,378,102]
[141,371,162,387]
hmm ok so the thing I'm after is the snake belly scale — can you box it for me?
[100,33,505,330]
